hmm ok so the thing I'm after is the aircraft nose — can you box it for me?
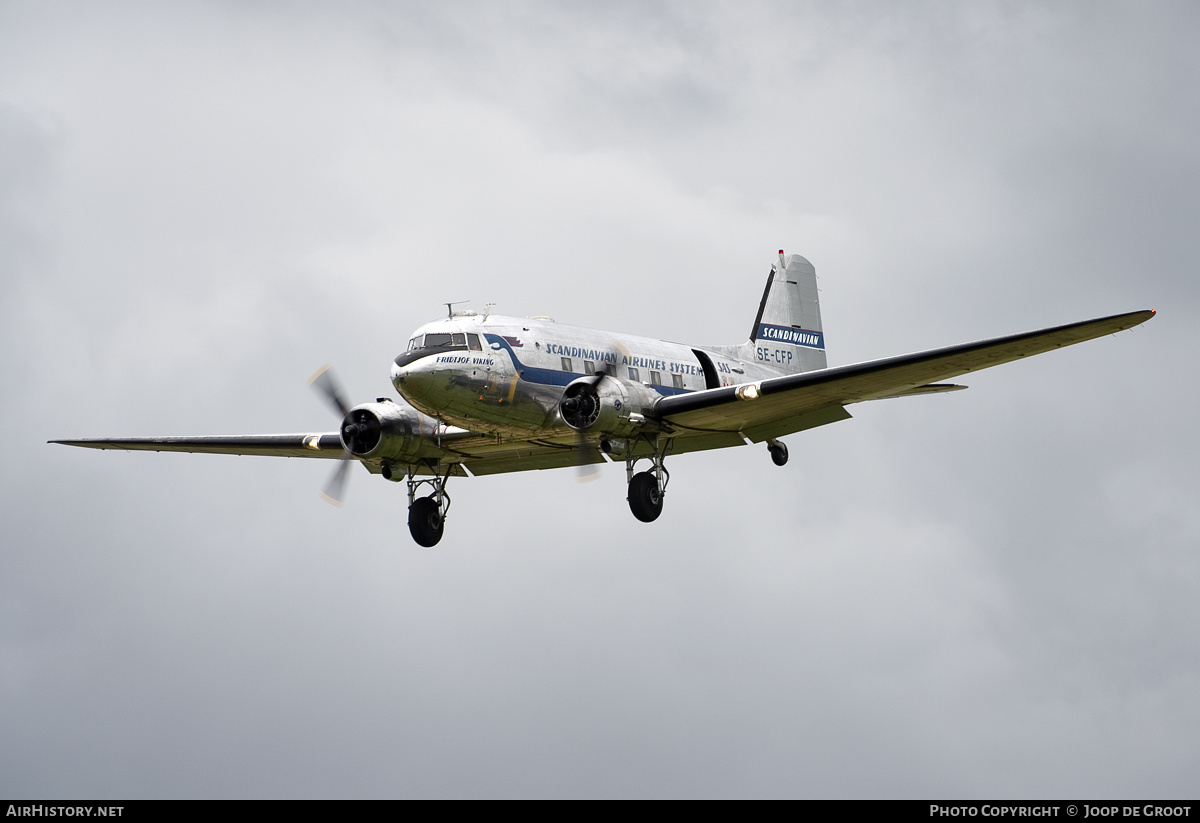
[392,352,438,400]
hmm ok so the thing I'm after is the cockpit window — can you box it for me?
[395,332,473,368]
[467,333,482,351]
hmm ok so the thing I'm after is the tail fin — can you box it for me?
[748,250,827,373]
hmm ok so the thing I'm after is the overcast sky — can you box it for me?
[2,1,1197,799]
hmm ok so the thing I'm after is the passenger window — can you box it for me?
[561,357,573,372]
[628,367,640,382]
[672,374,684,389]
[467,334,482,351]
[649,370,661,386]
[583,360,595,375]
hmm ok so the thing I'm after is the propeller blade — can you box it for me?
[571,339,629,481]
[576,429,601,482]
[309,365,351,418]
[573,368,608,481]
[320,458,352,506]
[310,365,355,504]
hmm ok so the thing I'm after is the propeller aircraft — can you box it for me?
[52,251,1155,547]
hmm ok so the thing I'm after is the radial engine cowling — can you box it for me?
[558,375,657,435]
[339,400,428,463]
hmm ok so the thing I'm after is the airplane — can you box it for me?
[52,250,1155,547]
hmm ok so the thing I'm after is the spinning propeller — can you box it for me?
[562,369,607,481]
[309,365,358,506]
[561,339,630,481]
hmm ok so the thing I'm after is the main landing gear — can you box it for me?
[404,464,452,547]
[398,434,786,542]
[625,436,670,523]
[623,437,788,523]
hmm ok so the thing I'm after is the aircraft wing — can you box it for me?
[49,433,347,458]
[49,428,607,476]
[51,310,1154,476]
[655,309,1155,442]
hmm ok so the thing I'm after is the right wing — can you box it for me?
[49,433,347,458]
[49,429,607,477]
[655,309,1155,442]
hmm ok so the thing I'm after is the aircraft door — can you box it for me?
[691,349,721,390]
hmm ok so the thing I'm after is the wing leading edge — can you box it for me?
[656,309,1155,441]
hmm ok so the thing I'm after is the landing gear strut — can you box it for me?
[405,463,452,547]
[626,435,670,523]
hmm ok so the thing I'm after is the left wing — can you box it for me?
[655,309,1155,442]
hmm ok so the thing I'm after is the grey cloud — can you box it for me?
[2,1,1195,798]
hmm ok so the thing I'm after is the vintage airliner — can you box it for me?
[52,251,1154,546]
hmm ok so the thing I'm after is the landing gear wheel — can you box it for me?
[408,496,445,547]
[769,442,789,466]
[627,471,664,523]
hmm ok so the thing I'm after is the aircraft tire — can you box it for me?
[769,442,789,466]
[408,496,444,547]
[627,471,663,523]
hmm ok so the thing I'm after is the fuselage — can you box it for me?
[390,312,785,436]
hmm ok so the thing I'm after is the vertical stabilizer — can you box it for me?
[748,251,827,373]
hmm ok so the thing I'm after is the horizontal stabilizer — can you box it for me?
[875,383,968,400]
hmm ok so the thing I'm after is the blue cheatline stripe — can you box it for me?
[755,323,824,349]
[486,335,575,387]
[485,334,694,397]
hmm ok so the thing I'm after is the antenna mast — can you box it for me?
[444,300,471,318]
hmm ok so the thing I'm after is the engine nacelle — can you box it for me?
[558,375,657,435]
[339,400,430,463]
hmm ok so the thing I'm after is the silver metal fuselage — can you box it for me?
[390,313,784,437]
